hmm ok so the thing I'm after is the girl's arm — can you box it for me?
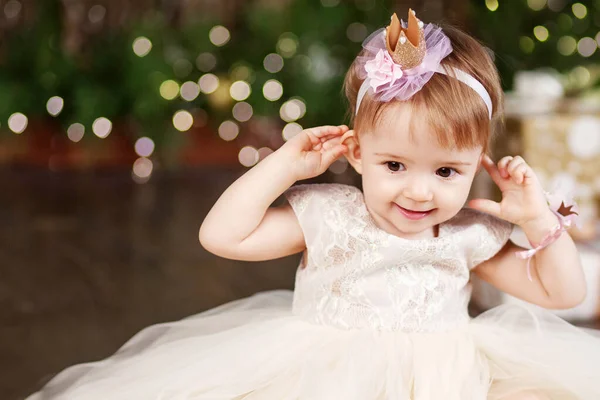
[199,125,350,261]
[469,155,587,309]
[474,219,586,310]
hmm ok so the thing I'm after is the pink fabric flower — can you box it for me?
[364,49,403,92]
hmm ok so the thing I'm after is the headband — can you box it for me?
[355,10,493,119]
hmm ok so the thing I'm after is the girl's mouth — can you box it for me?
[396,204,435,220]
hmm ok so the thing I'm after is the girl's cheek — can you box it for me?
[442,184,471,205]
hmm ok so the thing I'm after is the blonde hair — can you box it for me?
[343,24,503,154]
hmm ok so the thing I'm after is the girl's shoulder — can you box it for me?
[447,208,514,268]
[447,208,513,239]
[284,184,368,244]
[284,183,363,214]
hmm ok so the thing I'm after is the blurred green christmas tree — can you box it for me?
[0,0,597,168]
[469,0,599,95]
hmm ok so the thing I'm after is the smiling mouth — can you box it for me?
[395,204,436,220]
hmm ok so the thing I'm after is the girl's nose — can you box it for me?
[402,177,433,203]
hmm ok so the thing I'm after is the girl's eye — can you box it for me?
[436,167,457,178]
[386,162,404,172]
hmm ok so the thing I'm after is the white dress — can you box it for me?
[28,183,600,399]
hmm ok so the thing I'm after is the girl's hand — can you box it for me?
[468,155,553,230]
[279,125,351,181]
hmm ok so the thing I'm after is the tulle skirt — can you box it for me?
[27,290,600,400]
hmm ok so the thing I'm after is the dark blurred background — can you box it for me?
[0,0,599,398]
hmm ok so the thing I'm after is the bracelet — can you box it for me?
[515,209,571,282]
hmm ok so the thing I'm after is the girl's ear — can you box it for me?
[342,130,363,175]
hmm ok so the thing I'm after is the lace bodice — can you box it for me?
[284,183,512,333]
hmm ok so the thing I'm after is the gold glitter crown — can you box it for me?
[385,9,426,69]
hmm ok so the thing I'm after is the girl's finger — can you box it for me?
[321,145,348,168]
[304,127,342,149]
[515,164,529,185]
[322,137,342,150]
[341,130,355,143]
[506,156,525,177]
[511,164,523,185]
[498,156,513,178]
[481,155,504,187]
[467,198,503,219]
[308,125,347,139]
[321,134,348,150]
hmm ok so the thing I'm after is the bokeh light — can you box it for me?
[160,80,180,100]
[67,123,85,143]
[557,13,573,30]
[134,137,155,157]
[173,110,194,132]
[533,26,549,42]
[527,0,546,11]
[346,23,368,42]
[547,0,564,11]
[231,65,253,82]
[280,102,300,122]
[173,59,193,78]
[485,0,499,11]
[572,3,587,19]
[277,33,299,58]
[4,0,21,19]
[92,117,112,138]
[577,37,597,57]
[196,52,217,72]
[218,120,239,141]
[293,98,307,118]
[279,98,306,122]
[132,37,152,57]
[294,55,312,73]
[263,53,284,73]
[133,157,153,179]
[8,112,27,134]
[198,74,219,94]
[232,102,253,122]
[238,146,259,167]
[230,80,251,101]
[557,36,577,55]
[88,4,105,23]
[571,66,591,86]
[180,81,200,101]
[282,122,303,141]
[263,79,283,101]
[520,36,535,53]
[46,96,64,116]
[209,25,230,47]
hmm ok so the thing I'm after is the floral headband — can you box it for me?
[355,10,493,119]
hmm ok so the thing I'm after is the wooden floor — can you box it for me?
[0,167,598,399]
[0,167,302,399]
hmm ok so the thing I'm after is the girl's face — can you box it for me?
[349,104,483,239]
